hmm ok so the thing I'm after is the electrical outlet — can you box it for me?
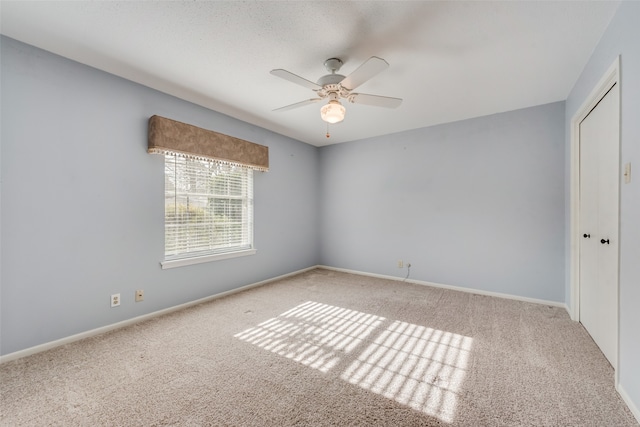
[135,290,144,302]
[111,293,120,307]
[398,260,403,268]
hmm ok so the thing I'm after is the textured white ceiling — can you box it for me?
[0,1,620,146]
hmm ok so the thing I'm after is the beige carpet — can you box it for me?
[1,269,637,426]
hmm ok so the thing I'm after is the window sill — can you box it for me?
[161,249,256,270]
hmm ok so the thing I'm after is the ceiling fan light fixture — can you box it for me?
[320,100,346,124]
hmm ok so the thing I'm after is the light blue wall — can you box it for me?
[319,102,566,302]
[565,1,640,416]
[0,36,320,355]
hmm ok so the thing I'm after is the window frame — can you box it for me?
[160,154,256,269]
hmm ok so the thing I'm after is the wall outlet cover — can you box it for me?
[111,293,120,307]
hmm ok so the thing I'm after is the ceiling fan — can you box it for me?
[270,56,402,124]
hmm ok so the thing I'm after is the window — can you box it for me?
[147,115,267,268]
[162,154,254,268]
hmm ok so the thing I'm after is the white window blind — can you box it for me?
[164,154,253,261]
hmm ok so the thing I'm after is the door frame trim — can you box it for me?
[569,56,620,379]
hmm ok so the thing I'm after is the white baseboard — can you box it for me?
[317,265,570,312]
[5,263,632,419]
[0,264,573,363]
[617,383,640,424]
[0,265,319,364]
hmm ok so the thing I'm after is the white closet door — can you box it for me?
[578,108,600,352]
[578,83,619,369]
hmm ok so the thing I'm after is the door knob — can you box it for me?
[583,233,591,238]
[601,239,610,244]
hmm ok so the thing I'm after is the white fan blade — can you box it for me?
[340,57,389,91]
[270,69,322,90]
[273,98,323,112]
[348,93,402,108]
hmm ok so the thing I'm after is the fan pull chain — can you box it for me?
[326,122,331,139]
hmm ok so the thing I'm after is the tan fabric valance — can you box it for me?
[148,115,269,171]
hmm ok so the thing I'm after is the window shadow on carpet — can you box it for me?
[234,301,473,424]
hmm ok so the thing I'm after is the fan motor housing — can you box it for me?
[317,57,345,87]
[317,74,345,87]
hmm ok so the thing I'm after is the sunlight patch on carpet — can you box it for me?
[340,320,473,423]
[235,301,472,423]
[234,301,385,373]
